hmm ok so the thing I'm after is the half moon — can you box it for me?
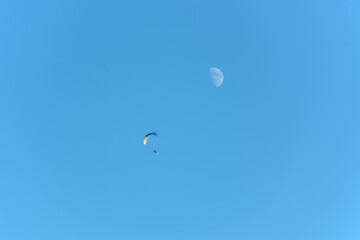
[209,67,224,87]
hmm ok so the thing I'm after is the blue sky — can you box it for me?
[1,0,359,239]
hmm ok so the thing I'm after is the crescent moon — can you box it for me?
[209,67,224,87]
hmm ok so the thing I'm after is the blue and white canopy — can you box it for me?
[143,132,158,144]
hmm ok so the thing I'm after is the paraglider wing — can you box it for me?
[143,132,158,144]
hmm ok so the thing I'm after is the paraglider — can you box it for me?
[144,132,158,153]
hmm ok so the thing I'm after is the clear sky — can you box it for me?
[1,0,359,239]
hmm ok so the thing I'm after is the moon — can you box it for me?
[209,67,224,87]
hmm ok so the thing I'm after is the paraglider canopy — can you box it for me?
[144,132,158,144]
